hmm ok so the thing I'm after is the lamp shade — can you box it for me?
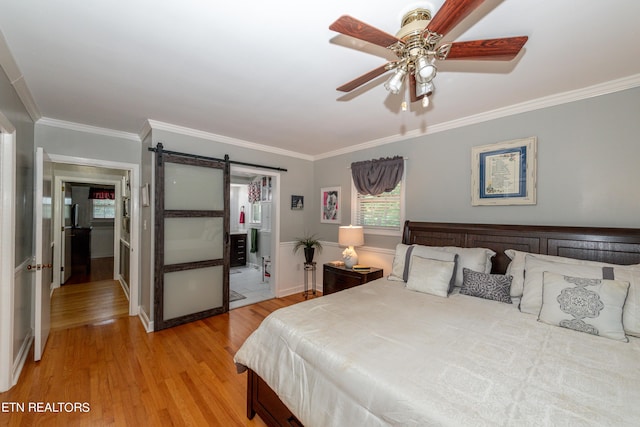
[338,225,364,247]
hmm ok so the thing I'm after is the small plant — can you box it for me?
[293,234,323,254]
[293,233,323,264]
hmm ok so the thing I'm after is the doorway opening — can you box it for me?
[229,166,280,309]
[51,178,128,330]
[48,155,140,322]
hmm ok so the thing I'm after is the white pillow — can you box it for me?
[504,250,604,297]
[410,246,458,289]
[520,255,603,315]
[406,256,456,298]
[437,246,495,288]
[538,272,629,342]
[611,265,640,337]
[388,243,413,282]
[506,249,639,296]
[509,251,640,336]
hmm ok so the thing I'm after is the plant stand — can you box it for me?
[303,262,317,299]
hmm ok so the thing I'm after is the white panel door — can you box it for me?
[34,147,53,361]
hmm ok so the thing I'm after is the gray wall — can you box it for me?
[313,87,640,249]
[35,124,140,164]
[140,132,153,321]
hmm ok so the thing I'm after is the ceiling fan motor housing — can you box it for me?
[396,8,432,50]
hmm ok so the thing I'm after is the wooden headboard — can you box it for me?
[403,221,640,274]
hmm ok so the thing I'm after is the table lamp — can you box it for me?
[338,225,364,269]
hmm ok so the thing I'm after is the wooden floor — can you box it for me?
[0,288,316,426]
[64,257,114,285]
[50,280,129,330]
[51,257,128,330]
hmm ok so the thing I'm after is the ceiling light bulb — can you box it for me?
[384,68,407,94]
[415,56,437,82]
[401,100,408,111]
[422,96,430,108]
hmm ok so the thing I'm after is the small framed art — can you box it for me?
[320,186,341,223]
[471,137,537,206]
[291,195,304,210]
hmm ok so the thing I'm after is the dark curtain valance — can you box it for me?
[88,187,115,200]
[351,156,404,196]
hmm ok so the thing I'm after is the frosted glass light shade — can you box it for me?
[415,56,436,82]
[384,68,407,94]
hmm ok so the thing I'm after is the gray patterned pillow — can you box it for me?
[461,268,512,304]
[538,272,629,342]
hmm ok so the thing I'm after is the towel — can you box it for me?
[250,228,258,253]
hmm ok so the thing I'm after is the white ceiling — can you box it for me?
[1,0,639,158]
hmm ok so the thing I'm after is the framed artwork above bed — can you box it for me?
[471,137,537,206]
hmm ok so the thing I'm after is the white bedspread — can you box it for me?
[234,278,640,426]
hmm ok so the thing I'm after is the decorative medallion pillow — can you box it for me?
[538,272,629,342]
[460,268,512,304]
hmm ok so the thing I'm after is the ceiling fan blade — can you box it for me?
[330,15,403,48]
[428,0,486,37]
[337,64,390,92]
[444,36,528,60]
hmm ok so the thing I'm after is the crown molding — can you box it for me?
[0,30,41,122]
[144,119,315,161]
[37,117,141,142]
[314,74,640,160]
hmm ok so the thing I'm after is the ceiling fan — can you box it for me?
[329,0,528,108]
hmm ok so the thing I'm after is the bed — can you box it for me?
[234,221,640,426]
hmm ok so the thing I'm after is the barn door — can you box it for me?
[154,147,230,330]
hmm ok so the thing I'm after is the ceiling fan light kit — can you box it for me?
[329,0,528,111]
[384,67,408,94]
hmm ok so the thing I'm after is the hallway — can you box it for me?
[51,257,128,330]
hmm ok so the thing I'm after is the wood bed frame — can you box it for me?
[246,221,640,427]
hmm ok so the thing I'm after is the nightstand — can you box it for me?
[322,263,384,295]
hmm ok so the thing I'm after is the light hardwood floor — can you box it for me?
[50,280,129,330]
[0,290,314,426]
[51,257,128,331]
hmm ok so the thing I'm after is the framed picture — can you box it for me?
[320,186,341,223]
[291,195,304,210]
[471,137,537,206]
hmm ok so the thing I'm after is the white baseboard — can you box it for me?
[12,329,33,388]
[138,306,153,332]
[118,275,130,300]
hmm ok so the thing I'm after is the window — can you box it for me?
[93,199,116,219]
[351,177,405,236]
[250,202,261,224]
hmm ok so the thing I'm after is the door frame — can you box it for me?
[52,176,123,287]
[48,154,140,316]
[34,147,53,361]
[0,113,16,391]
[230,165,281,298]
